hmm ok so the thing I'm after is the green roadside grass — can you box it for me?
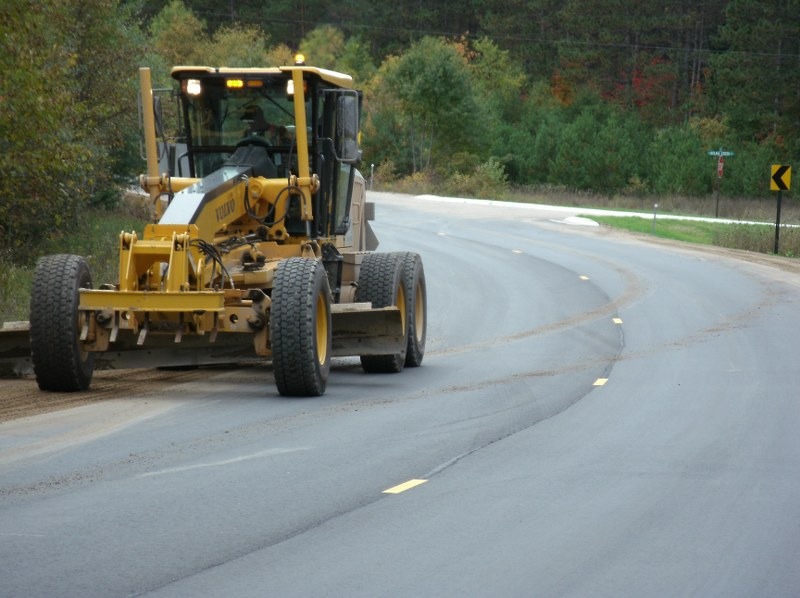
[1,206,144,323]
[589,215,800,257]
[590,216,720,244]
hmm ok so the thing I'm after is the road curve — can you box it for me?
[1,192,799,597]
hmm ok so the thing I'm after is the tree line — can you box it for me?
[1,0,798,255]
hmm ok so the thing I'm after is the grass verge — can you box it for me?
[590,215,800,257]
[1,203,146,322]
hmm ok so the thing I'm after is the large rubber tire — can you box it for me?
[394,252,427,367]
[271,258,332,396]
[29,254,95,392]
[355,252,407,373]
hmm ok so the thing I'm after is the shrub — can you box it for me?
[441,158,509,199]
[390,170,439,195]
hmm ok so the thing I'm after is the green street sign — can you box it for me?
[707,149,735,157]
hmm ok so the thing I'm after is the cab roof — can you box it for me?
[170,65,354,89]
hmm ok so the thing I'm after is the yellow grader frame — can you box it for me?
[14,60,426,396]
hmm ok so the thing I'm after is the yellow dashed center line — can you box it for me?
[383,479,428,494]
[593,378,608,386]
[612,317,623,325]
[579,275,590,281]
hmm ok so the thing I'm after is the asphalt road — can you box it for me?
[1,192,799,597]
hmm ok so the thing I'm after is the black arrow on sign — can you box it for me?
[772,165,790,191]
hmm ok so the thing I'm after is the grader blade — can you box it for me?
[89,331,262,370]
[0,322,32,377]
[0,320,261,378]
[330,304,405,357]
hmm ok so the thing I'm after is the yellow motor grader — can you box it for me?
[24,59,426,396]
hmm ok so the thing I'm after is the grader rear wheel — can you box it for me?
[271,258,332,396]
[29,254,95,392]
[356,252,408,373]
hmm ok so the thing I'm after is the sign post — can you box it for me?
[770,165,792,254]
[707,148,734,217]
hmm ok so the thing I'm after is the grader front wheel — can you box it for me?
[270,258,332,396]
[29,254,95,392]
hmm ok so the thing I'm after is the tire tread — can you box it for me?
[29,254,94,391]
[271,258,331,396]
[356,253,406,373]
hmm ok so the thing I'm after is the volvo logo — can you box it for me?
[215,198,236,222]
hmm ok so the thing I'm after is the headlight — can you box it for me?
[185,79,202,96]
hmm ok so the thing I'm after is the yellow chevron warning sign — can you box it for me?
[771,165,791,191]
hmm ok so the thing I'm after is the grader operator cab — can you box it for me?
[26,61,426,396]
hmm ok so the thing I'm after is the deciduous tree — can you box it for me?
[364,37,481,174]
[0,0,142,255]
